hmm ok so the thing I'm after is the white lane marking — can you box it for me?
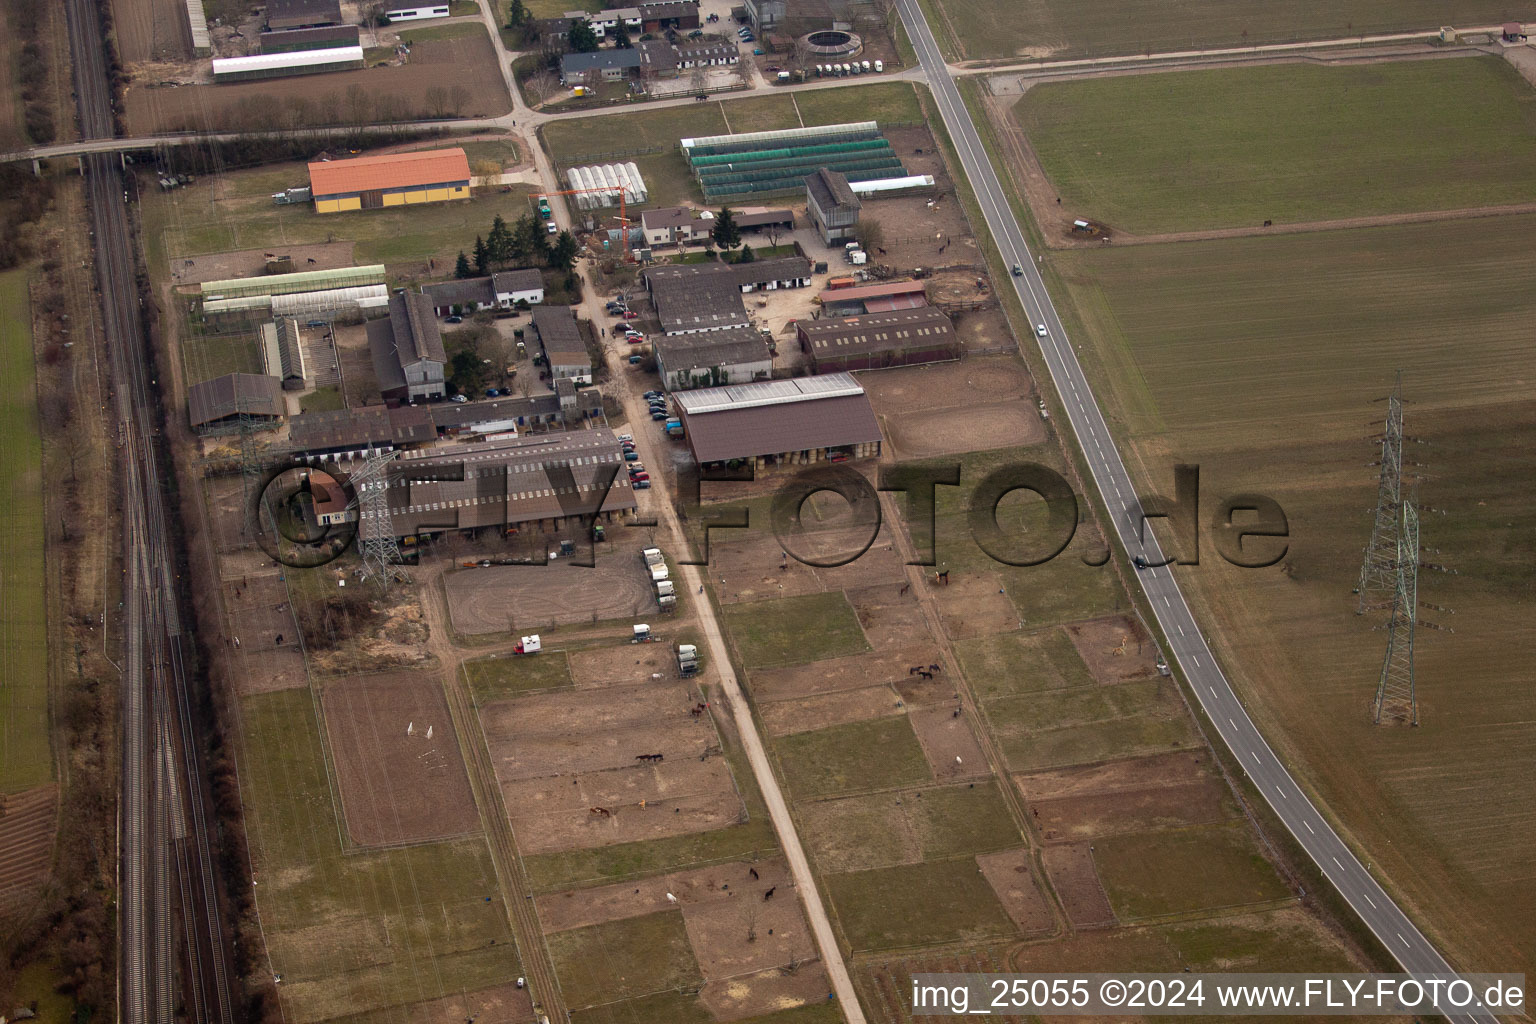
[1177,624,1185,636]
[1332,857,1343,870]
[1364,893,1377,909]
[1228,718,1236,729]
[1398,933,1410,948]
[1192,655,1201,667]
[1162,595,1170,607]
[1209,686,1217,698]
[1304,821,1315,835]
[1277,786,1287,800]
[1251,751,1261,764]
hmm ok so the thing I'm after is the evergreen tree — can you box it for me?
[487,214,512,266]
[506,0,527,27]
[567,18,599,52]
[472,235,489,275]
[513,213,545,263]
[736,242,754,263]
[612,22,632,48]
[712,206,741,250]
[549,229,580,270]
[454,250,473,278]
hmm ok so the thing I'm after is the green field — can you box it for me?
[986,679,1197,770]
[1093,824,1291,920]
[920,0,1527,61]
[774,716,931,799]
[724,591,869,668]
[1045,215,1536,974]
[463,647,573,702]
[547,912,701,1008]
[1016,58,1536,234]
[0,268,49,793]
[825,857,1017,950]
[239,689,519,1022]
[800,780,1022,872]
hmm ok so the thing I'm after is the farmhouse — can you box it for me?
[798,307,959,373]
[654,326,772,392]
[531,305,592,384]
[303,468,354,526]
[265,0,342,30]
[307,148,471,214]
[494,269,545,306]
[818,279,927,316]
[369,291,448,402]
[559,49,643,85]
[805,167,860,245]
[641,206,710,247]
[673,373,882,470]
[421,270,545,316]
[187,373,287,433]
[374,430,637,539]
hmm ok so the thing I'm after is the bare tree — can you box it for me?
[763,221,785,250]
[854,218,884,252]
[451,84,471,115]
[425,85,451,118]
[345,83,371,127]
[526,69,559,106]
[689,66,708,96]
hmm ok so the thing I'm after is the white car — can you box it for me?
[1036,323,1048,337]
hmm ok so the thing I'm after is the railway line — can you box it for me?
[60,0,237,1019]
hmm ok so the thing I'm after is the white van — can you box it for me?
[642,547,664,566]
[874,59,883,72]
[655,580,675,597]
[651,564,670,582]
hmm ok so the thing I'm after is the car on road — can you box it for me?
[1012,264,1022,277]
[1133,556,1148,570]
[546,222,558,234]
[1036,323,1048,337]
[450,394,468,403]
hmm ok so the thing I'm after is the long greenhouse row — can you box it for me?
[564,162,650,209]
[681,120,910,203]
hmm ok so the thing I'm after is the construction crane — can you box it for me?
[533,185,640,262]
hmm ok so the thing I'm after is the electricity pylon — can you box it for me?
[348,447,410,587]
[1355,375,1404,613]
[1373,500,1419,725]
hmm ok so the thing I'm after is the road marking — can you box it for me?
[1228,718,1236,729]
[1209,686,1217,698]
[1277,786,1287,799]
[1398,933,1410,948]
[1162,595,1170,607]
[1332,857,1343,870]
[1304,821,1315,835]
[1251,751,1261,764]
[1192,655,1201,667]
[1177,624,1185,636]
[1364,893,1377,909]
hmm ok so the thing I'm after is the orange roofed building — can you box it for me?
[307,148,471,214]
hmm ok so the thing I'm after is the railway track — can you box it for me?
[60,0,236,1020]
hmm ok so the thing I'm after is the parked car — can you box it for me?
[624,451,641,461]
[485,388,500,397]
[642,391,663,401]
[622,311,640,320]
[651,410,667,420]
[617,433,634,441]
[445,315,464,323]
[688,27,704,36]
[627,335,645,344]
[546,222,558,234]
[450,394,468,403]
[633,479,651,489]
[630,471,650,483]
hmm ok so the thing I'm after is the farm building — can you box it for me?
[493,270,545,307]
[637,0,699,30]
[642,206,711,247]
[644,257,812,335]
[199,265,388,320]
[421,269,545,316]
[370,430,637,539]
[369,291,448,402]
[302,468,355,526]
[259,317,308,386]
[637,39,680,77]
[559,48,643,85]
[735,207,795,233]
[259,24,360,52]
[743,0,834,34]
[683,122,902,202]
[818,279,926,316]
[266,0,342,30]
[563,163,649,208]
[531,305,592,384]
[654,326,772,392]
[798,307,959,373]
[805,167,860,244]
[308,148,471,214]
[674,373,882,470]
[675,41,739,67]
[288,405,434,460]
[187,373,287,433]
[430,389,604,436]
[385,3,450,20]
[212,46,364,82]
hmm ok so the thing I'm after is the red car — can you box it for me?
[626,334,645,344]
[622,310,640,320]
[630,471,650,482]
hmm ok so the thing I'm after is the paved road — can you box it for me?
[896,0,1499,1018]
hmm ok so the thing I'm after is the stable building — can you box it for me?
[798,307,959,373]
[259,317,308,387]
[369,291,447,402]
[817,279,927,316]
[371,430,637,539]
[287,405,437,461]
[187,373,287,433]
[266,0,342,30]
[259,24,361,52]
[636,0,699,31]
[674,373,882,470]
[384,3,450,20]
[531,305,592,384]
[654,326,772,392]
[308,148,471,214]
[559,48,642,85]
[805,167,861,245]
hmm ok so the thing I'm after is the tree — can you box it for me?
[513,213,547,263]
[612,22,632,48]
[712,206,741,251]
[506,0,527,27]
[488,214,513,265]
[689,67,708,96]
[454,251,473,279]
[451,84,471,115]
[737,242,755,262]
[567,18,599,52]
[548,229,580,270]
[526,69,559,106]
[425,85,451,118]
[763,221,784,250]
[853,218,885,253]
[449,350,487,396]
[472,235,489,275]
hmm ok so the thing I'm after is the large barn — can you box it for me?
[187,373,287,433]
[798,307,959,373]
[308,149,471,214]
[673,373,882,471]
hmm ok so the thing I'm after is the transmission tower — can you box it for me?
[1355,374,1404,613]
[1373,499,1419,725]
[348,447,411,587]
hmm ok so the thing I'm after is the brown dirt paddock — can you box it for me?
[908,705,988,780]
[1066,615,1161,684]
[747,642,940,702]
[124,35,512,134]
[389,983,535,1024]
[759,684,905,736]
[0,784,58,898]
[170,242,357,285]
[860,947,1029,1024]
[445,555,657,635]
[883,402,1045,460]
[568,641,678,689]
[537,858,795,932]
[1016,751,1236,842]
[863,356,1045,459]
[225,574,300,652]
[849,582,932,649]
[320,672,479,847]
[502,755,743,855]
[710,530,906,604]
[684,891,818,980]
[1041,842,1115,929]
[699,962,832,1021]
[113,0,191,63]
[936,571,1021,639]
[232,647,309,697]
[974,848,1055,936]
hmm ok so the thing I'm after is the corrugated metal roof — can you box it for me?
[798,307,955,357]
[674,372,864,414]
[187,373,286,428]
[818,280,925,303]
[201,265,386,299]
[680,390,881,463]
[308,148,470,198]
[213,45,362,76]
[862,294,928,313]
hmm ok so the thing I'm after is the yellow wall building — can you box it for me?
[308,148,472,214]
